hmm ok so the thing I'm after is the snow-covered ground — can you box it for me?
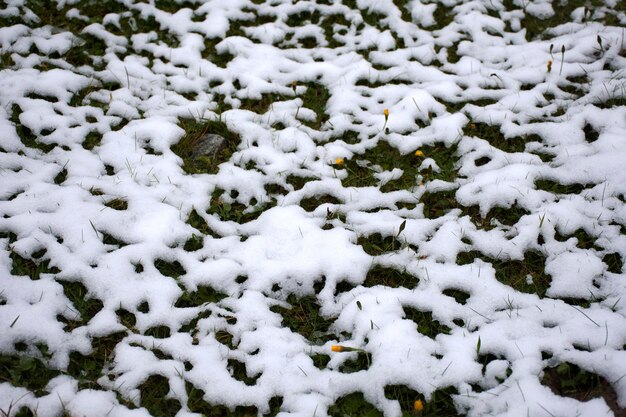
[1,0,626,416]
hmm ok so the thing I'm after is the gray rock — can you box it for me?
[190,133,226,159]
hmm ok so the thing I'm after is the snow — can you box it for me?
[1,0,626,416]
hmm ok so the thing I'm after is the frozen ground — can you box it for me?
[1,0,626,416]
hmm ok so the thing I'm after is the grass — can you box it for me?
[207,189,275,224]
[541,362,624,416]
[10,250,60,280]
[10,104,56,154]
[458,250,551,298]
[186,382,261,416]
[55,279,103,330]
[270,295,336,345]
[363,265,419,288]
[3,0,625,416]
[171,118,241,175]
[403,306,452,339]
[328,392,382,417]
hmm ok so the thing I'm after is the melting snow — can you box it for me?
[1,0,625,416]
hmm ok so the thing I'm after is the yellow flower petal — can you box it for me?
[384,108,389,118]
[334,158,344,165]
[331,345,345,352]
[414,150,424,157]
[414,400,424,412]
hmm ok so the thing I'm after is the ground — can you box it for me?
[0,0,626,416]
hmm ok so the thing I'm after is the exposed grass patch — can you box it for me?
[174,285,226,308]
[171,118,241,175]
[10,104,56,153]
[457,251,550,297]
[67,331,126,390]
[154,259,186,278]
[10,250,60,280]
[478,352,511,382]
[227,358,260,386]
[183,234,204,251]
[139,375,182,417]
[206,188,276,227]
[270,295,335,344]
[0,355,59,397]
[115,307,137,330]
[357,232,403,255]
[300,194,341,212]
[328,392,382,417]
[186,381,259,416]
[466,122,526,153]
[341,140,428,192]
[293,82,331,130]
[464,204,530,230]
[338,349,371,373]
[603,253,623,274]
[554,229,601,251]
[520,0,604,40]
[104,197,128,211]
[419,143,460,183]
[286,174,318,190]
[55,279,103,330]
[101,231,129,249]
[384,385,421,415]
[311,353,330,370]
[363,265,419,288]
[442,288,470,305]
[144,325,171,339]
[403,306,451,338]
[535,179,589,195]
[421,189,458,219]
[542,362,623,416]
[187,208,220,238]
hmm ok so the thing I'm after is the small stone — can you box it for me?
[190,133,226,159]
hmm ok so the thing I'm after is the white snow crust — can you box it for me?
[1,0,625,416]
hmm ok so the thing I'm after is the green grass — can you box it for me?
[363,265,419,288]
[403,306,452,338]
[139,375,181,417]
[270,295,336,345]
[55,279,103,330]
[10,104,56,153]
[457,250,551,298]
[328,392,382,417]
[186,381,261,416]
[10,250,60,280]
[541,362,623,416]
[171,118,241,175]
[207,188,275,224]
[3,0,624,415]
